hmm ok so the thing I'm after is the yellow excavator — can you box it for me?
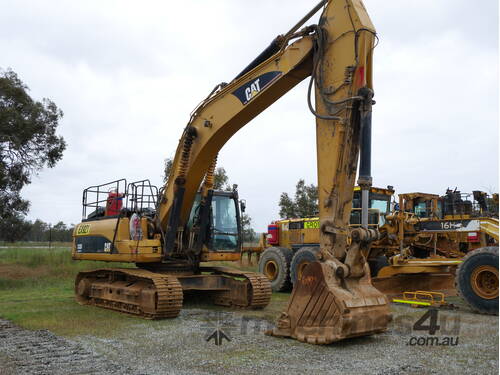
[72,0,391,344]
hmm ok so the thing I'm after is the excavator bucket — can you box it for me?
[268,261,391,344]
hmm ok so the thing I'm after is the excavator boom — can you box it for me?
[159,34,315,240]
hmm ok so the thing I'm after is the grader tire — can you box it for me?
[290,247,320,286]
[258,247,293,292]
[456,246,498,315]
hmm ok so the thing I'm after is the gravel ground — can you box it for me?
[0,320,130,375]
[1,304,498,375]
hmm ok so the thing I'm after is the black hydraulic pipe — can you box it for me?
[283,0,327,40]
[164,186,185,256]
[359,110,372,181]
[233,0,327,81]
[194,190,214,254]
[357,88,374,229]
[359,111,372,229]
[233,38,282,81]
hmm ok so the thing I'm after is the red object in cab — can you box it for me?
[267,224,279,246]
[106,191,123,216]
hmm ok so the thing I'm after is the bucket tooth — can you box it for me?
[267,261,391,344]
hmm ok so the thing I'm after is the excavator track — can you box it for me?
[75,268,183,319]
[204,266,272,309]
[75,266,271,319]
[246,273,273,308]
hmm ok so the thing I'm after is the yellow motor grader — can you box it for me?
[72,0,392,345]
[377,189,498,314]
[259,187,499,314]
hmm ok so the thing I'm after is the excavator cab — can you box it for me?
[210,192,241,251]
[187,188,243,254]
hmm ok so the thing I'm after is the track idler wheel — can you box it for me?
[75,274,93,304]
[267,260,391,344]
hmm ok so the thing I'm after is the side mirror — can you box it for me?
[240,199,246,213]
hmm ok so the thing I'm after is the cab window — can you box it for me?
[211,195,238,251]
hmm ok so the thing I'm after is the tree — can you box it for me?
[5,218,75,243]
[27,219,49,242]
[278,192,296,219]
[162,157,173,183]
[241,213,257,243]
[163,157,231,191]
[213,167,231,191]
[51,221,69,242]
[0,69,66,241]
[278,179,318,219]
[0,213,31,242]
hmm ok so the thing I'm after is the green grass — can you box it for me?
[0,241,72,247]
[0,247,288,337]
[0,247,133,288]
[1,246,74,268]
[0,246,137,337]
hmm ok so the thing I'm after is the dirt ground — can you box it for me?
[0,298,498,375]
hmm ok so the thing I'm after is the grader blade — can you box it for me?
[372,273,457,298]
[268,261,391,344]
[371,260,460,298]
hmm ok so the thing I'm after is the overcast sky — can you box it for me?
[1,0,498,232]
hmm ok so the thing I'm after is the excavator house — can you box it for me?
[72,0,392,345]
[73,180,271,318]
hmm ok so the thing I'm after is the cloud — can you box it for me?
[1,0,497,232]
